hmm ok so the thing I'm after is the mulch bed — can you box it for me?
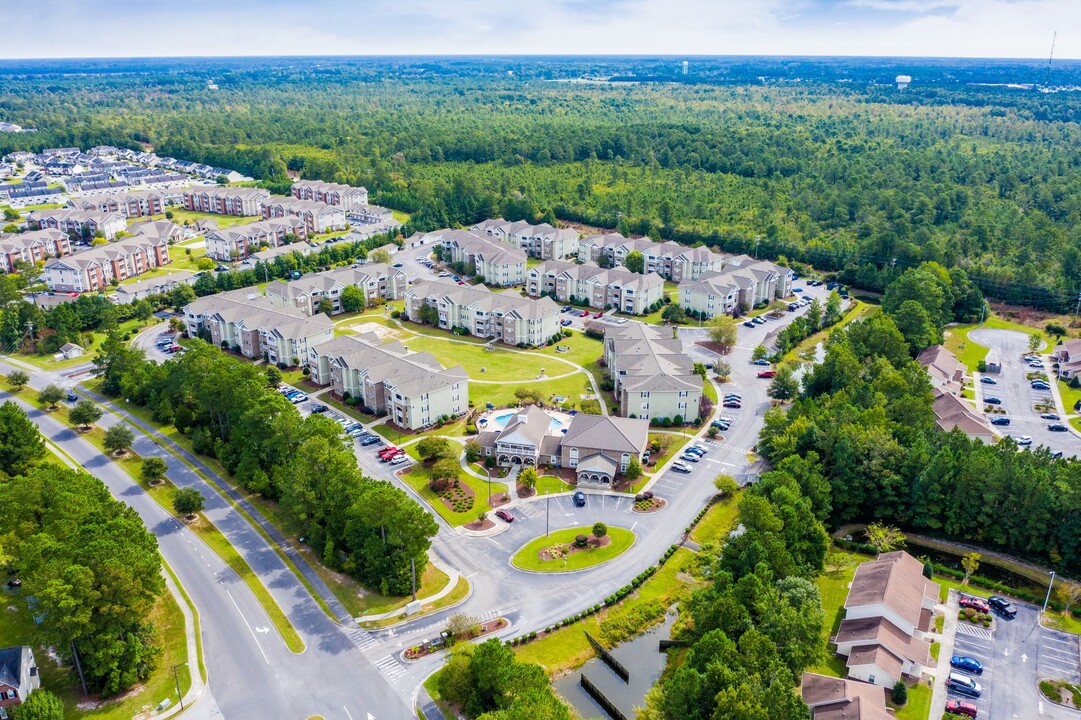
[489,493,511,508]
[438,480,475,514]
[695,340,732,355]
[633,497,667,513]
[538,534,611,561]
[464,517,495,531]
[404,617,509,660]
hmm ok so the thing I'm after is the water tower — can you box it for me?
[682,61,689,75]
[896,75,911,90]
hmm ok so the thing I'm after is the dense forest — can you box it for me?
[2,57,1081,309]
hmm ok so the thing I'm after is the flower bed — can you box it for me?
[634,497,667,513]
[404,617,508,660]
[438,479,475,514]
[538,534,612,562]
[958,607,992,627]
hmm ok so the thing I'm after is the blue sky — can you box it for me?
[5,0,1078,59]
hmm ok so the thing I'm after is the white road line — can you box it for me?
[344,706,354,720]
[485,537,501,546]
[630,521,638,531]
[225,589,271,665]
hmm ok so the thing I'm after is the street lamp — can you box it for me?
[545,488,550,538]
[1043,570,1057,615]
[173,662,188,710]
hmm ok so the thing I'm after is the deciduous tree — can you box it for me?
[103,424,134,456]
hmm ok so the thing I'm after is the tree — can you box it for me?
[713,360,731,381]
[264,365,282,387]
[1028,331,1044,355]
[141,456,168,484]
[891,681,908,706]
[103,424,134,456]
[13,688,64,720]
[592,522,607,539]
[6,370,28,391]
[417,437,454,462]
[661,303,686,324]
[891,299,938,353]
[767,365,799,401]
[714,473,739,497]
[2,208,18,222]
[173,487,206,518]
[824,291,843,326]
[518,466,538,490]
[1046,323,1067,341]
[752,345,769,362]
[961,552,980,585]
[1056,582,1081,615]
[68,399,103,429]
[464,440,482,463]
[368,248,393,264]
[317,298,333,316]
[706,315,738,353]
[445,612,481,644]
[0,401,45,478]
[169,283,196,310]
[417,304,439,325]
[865,523,906,553]
[340,285,365,313]
[624,250,645,274]
[624,456,642,482]
[133,300,153,325]
[37,384,64,409]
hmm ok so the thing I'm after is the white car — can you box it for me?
[389,454,409,465]
[691,443,708,454]
[671,461,691,473]
[679,453,700,463]
[289,394,308,403]
[1013,435,1033,446]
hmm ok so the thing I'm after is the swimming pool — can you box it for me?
[484,411,564,432]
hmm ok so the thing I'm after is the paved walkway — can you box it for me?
[929,590,960,719]
[356,553,466,624]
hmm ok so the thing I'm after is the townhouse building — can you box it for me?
[678,257,793,319]
[405,278,560,347]
[237,241,316,270]
[0,229,72,274]
[264,263,409,315]
[43,234,171,292]
[26,209,126,240]
[126,219,185,245]
[113,270,196,304]
[471,219,580,260]
[577,232,728,281]
[801,673,891,720]
[182,186,269,216]
[291,180,369,210]
[183,289,334,367]
[525,260,664,315]
[603,323,703,421]
[204,217,308,261]
[71,190,164,218]
[423,229,527,287]
[262,196,347,234]
[1053,338,1081,381]
[308,333,467,430]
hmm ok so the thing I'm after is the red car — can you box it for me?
[378,446,399,459]
[381,449,404,462]
[579,310,590,317]
[495,509,514,523]
[593,311,603,318]
[959,595,990,613]
[946,699,977,717]
[757,370,776,378]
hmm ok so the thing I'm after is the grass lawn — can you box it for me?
[9,316,146,371]
[334,559,450,618]
[1059,379,1081,415]
[398,449,508,527]
[161,209,260,229]
[1043,609,1081,635]
[401,335,557,381]
[688,491,742,545]
[534,474,575,495]
[362,575,471,629]
[472,372,592,410]
[510,526,635,572]
[944,314,1045,372]
[514,547,698,674]
[892,681,932,720]
[614,305,669,326]
[391,209,411,224]
[703,377,718,407]
[644,433,683,475]
[811,547,872,677]
[529,331,605,369]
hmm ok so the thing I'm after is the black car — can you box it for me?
[988,595,1017,618]
[572,491,586,507]
[984,396,1002,405]
[989,417,1011,426]
[360,436,381,446]
[1048,423,1068,432]
[310,404,328,413]
[66,391,78,403]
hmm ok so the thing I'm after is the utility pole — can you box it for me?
[545,488,550,538]
[411,558,417,602]
[1074,290,1081,319]
[1043,570,1056,615]
[753,235,761,260]
[173,663,188,709]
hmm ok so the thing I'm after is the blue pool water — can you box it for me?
[485,411,564,431]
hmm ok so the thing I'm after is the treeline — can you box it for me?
[643,461,830,718]
[0,404,165,696]
[761,276,1081,574]
[2,65,1081,307]
[94,337,437,594]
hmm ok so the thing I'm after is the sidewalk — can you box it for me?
[357,553,466,623]
[928,589,959,720]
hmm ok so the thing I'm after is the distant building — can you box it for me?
[0,646,40,714]
[682,61,689,75]
[896,75,912,90]
[291,180,369,211]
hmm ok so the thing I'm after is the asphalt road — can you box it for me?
[0,363,416,720]
[970,328,1080,457]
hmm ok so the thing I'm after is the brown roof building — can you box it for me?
[801,672,892,720]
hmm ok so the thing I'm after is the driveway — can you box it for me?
[969,328,1079,457]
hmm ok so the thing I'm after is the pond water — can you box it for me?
[554,610,677,720]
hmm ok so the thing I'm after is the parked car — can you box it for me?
[579,310,590,317]
[562,306,572,313]
[980,377,997,385]
[1049,423,1069,432]
[947,672,982,698]
[593,311,603,318]
[1012,435,1033,446]
[988,595,1017,618]
[984,396,1002,405]
[752,316,766,325]
[671,461,691,473]
[753,359,771,366]
[711,420,731,430]
[350,429,367,438]
[757,370,776,378]
[573,491,586,507]
[378,446,399,459]
[945,699,978,717]
[958,595,990,613]
[690,443,708,454]
[724,394,742,402]
[679,453,700,463]
[723,400,742,408]
[389,454,409,466]
[989,416,1011,426]
[561,319,573,326]
[743,321,755,328]
[495,509,514,523]
[1041,413,1061,420]
[360,436,381,446]
[950,656,983,674]
[289,393,308,403]
[310,404,328,413]
[66,391,78,403]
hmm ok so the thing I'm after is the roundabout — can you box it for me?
[510,525,636,573]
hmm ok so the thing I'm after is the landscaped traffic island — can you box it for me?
[511,525,635,572]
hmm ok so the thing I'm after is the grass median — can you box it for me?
[511,526,635,573]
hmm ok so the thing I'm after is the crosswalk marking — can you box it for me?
[955,623,993,640]
[375,654,407,680]
[343,626,378,650]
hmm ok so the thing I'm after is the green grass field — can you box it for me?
[161,209,261,229]
[533,474,575,495]
[401,335,554,381]
[810,547,870,677]
[1059,379,1081,415]
[397,447,508,527]
[688,491,742,545]
[944,314,1045,372]
[783,300,875,364]
[510,526,635,572]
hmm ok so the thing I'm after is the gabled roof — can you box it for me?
[845,551,940,631]
[801,672,892,720]
[497,405,552,448]
[561,413,649,454]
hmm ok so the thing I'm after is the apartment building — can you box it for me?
[127,219,185,245]
[182,186,269,216]
[183,289,333,366]
[801,673,891,720]
[71,190,164,218]
[204,217,308,261]
[43,234,171,292]
[264,263,409,315]
[113,270,196,303]
[262,196,347,234]
[26,209,126,240]
[603,323,703,421]
[0,229,72,274]
[1053,338,1081,381]
[237,242,316,270]
[525,260,664,315]
[678,257,793,319]
[578,232,727,281]
[405,278,560,347]
[425,229,527,287]
[471,219,580,260]
[291,180,369,210]
[308,333,467,430]
[835,551,939,688]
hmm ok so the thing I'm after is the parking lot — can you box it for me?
[945,590,1080,719]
